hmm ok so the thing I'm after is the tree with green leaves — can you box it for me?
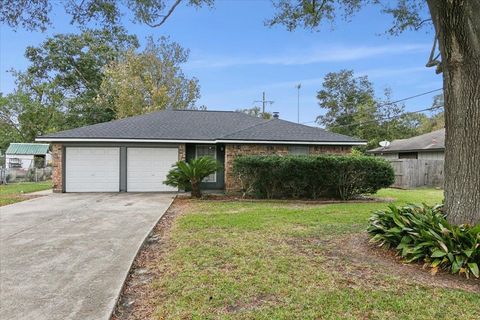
[97,37,200,118]
[0,94,22,152]
[416,94,444,134]
[0,0,214,31]
[235,106,272,119]
[317,70,422,150]
[0,82,64,152]
[317,70,375,136]
[0,27,139,150]
[15,27,139,127]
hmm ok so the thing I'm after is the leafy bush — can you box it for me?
[164,156,221,198]
[232,155,394,200]
[368,204,480,278]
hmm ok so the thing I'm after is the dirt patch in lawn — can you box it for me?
[111,198,192,320]
[289,233,480,293]
[0,194,45,206]
[177,193,395,205]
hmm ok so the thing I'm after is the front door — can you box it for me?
[185,144,225,190]
[195,145,217,183]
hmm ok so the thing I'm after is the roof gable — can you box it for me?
[6,143,50,155]
[369,128,445,153]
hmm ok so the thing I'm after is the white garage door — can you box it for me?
[127,148,178,192]
[65,147,120,192]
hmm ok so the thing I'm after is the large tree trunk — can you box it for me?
[427,1,480,225]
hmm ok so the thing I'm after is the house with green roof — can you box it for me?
[5,143,51,169]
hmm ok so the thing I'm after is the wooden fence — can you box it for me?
[389,159,444,189]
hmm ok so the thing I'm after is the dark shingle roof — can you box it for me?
[369,128,445,153]
[38,110,364,144]
[220,118,363,143]
[40,110,264,140]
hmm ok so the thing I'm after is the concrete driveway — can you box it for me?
[0,193,174,320]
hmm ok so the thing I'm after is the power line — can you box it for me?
[254,92,274,115]
[303,104,443,128]
[302,88,443,125]
[330,105,444,129]
[376,88,442,106]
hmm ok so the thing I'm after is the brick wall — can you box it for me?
[51,144,63,193]
[224,144,352,192]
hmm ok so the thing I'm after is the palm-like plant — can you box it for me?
[164,156,221,198]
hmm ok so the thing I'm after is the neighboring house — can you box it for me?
[368,129,445,189]
[368,128,445,160]
[36,110,365,193]
[5,143,52,169]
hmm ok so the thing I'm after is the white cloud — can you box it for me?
[199,66,432,108]
[257,66,431,90]
[357,66,430,78]
[187,43,430,68]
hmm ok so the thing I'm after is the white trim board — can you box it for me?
[35,138,215,143]
[214,140,366,146]
[36,137,366,146]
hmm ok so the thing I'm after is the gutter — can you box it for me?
[36,137,367,146]
[368,148,445,154]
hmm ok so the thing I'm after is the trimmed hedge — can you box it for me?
[368,204,480,278]
[232,155,394,199]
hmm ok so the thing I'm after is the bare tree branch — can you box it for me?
[426,33,443,73]
[145,0,182,28]
[414,18,432,30]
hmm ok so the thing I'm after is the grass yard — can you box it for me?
[115,188,480,320]
[0,181,52,206]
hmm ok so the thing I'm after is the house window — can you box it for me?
[398,152,418,159]
[8,157,22,168]
[288,146,309,155]
[195,145,217,183]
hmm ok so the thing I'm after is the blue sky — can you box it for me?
[0,0,442,125]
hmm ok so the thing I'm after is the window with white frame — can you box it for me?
[288,145,309,155]
[195,145,217,182]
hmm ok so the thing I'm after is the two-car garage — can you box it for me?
[64,147,178,192]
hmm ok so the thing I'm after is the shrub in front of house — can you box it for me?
[232,155,394,199]
[164,156,221,198]
[368,204,480,278]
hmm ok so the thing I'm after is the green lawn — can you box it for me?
[147,188,480,319]
[0,181,52,206]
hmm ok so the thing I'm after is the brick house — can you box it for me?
[36,110,365,193]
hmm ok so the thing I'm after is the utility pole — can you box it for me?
[254,92,274,116]
[296,84,301,123]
